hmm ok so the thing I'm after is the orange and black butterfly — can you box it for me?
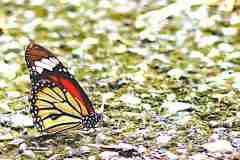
[25,42,102,133]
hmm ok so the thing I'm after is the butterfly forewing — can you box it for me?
[25,42,101,133]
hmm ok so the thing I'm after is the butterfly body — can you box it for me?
[25,42,101,133]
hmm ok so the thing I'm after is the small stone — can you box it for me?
[130,72,145,85]
[88,155,96,160]
[96,133,111,144]
[31,0,45,5]
[142,103,151,111]
[0,63,19,79]
[118,143,136,151]
[6,91,21,98]
[226,51,240,60]
[11,113,33,128]
[233,151,240,160]
[189,153,208,160]
[72,48,93,61]
[98,0,112,9]
[48,154,63,160]
[157,134,172,145]
[161,101,193,114]
[120,93,141,107]
[208,48,220,58]
[232,138,240,150]
[108,32,120,42]
[0,80,7,88]
[24,11,35,20]
[137,145,146,153]
[197,84,208,92]
[199,17,216,29]
[208,133,220,142]
[0,101,11,113]
[166,94,176,101]
[128,47,149,56]
[222,27,238,36]
[167,69,184,79]
[79,146,91,154]
[9,138,25,146]
[113,44,127,54]
[113,1,136,14]
[99,151,118,160]
[19,143,27,153]
[22,150,35,159]
[218,43,234,53]
[165,151,178,160]
[102,92,114,102]
[80,37,99,50]
[187,5,208,20]
[230,13,240,25]
[202,140,233,153]
[189,51,204,59]
[89,63,106,71]
[0,128,14,141]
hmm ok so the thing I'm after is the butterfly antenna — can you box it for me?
[23,35,35,48]
[25,35,33,43]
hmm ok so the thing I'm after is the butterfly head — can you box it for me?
[82,112,102,128]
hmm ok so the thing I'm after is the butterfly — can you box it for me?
[25,41,102,133]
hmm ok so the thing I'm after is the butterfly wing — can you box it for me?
[31,79,85,133]
[25,42,101,133]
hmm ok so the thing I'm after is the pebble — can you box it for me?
[161,101,193,114]
[0,128,14,141]
[230,13,240,25]
[197,84,208,92]
[0,80,7,88]
[22,150,35,159]
[0,62,19,79]
[8,138,25,146]
[10,113,33,128]
[128,47,149,56]
[79,146,91,154]
[6,91,21,98]
[88,155,96,160]
[48,154,63,160]
[18,143,27,153]
[120,93,141,106]
[232,138,240,150]
[0,102,11,113]
[189,153,209,160]
[96,132,110,144]
[202,140,233,153]
[165,151,178,160]
[221,27,238,36]
[99,151,118,160]
[118,143,136,151]
[218,43,234,53]
[157,134,172,145]
[80,37,99,50]
[167,69,184,79]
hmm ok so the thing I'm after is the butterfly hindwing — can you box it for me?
[30,79,86,133]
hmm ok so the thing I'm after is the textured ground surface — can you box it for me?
[0,0,239,159]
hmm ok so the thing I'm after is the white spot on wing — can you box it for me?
[49,58,59,64]
[36,66,43,74]
[41,58,56,67]
[35,61,53,71]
